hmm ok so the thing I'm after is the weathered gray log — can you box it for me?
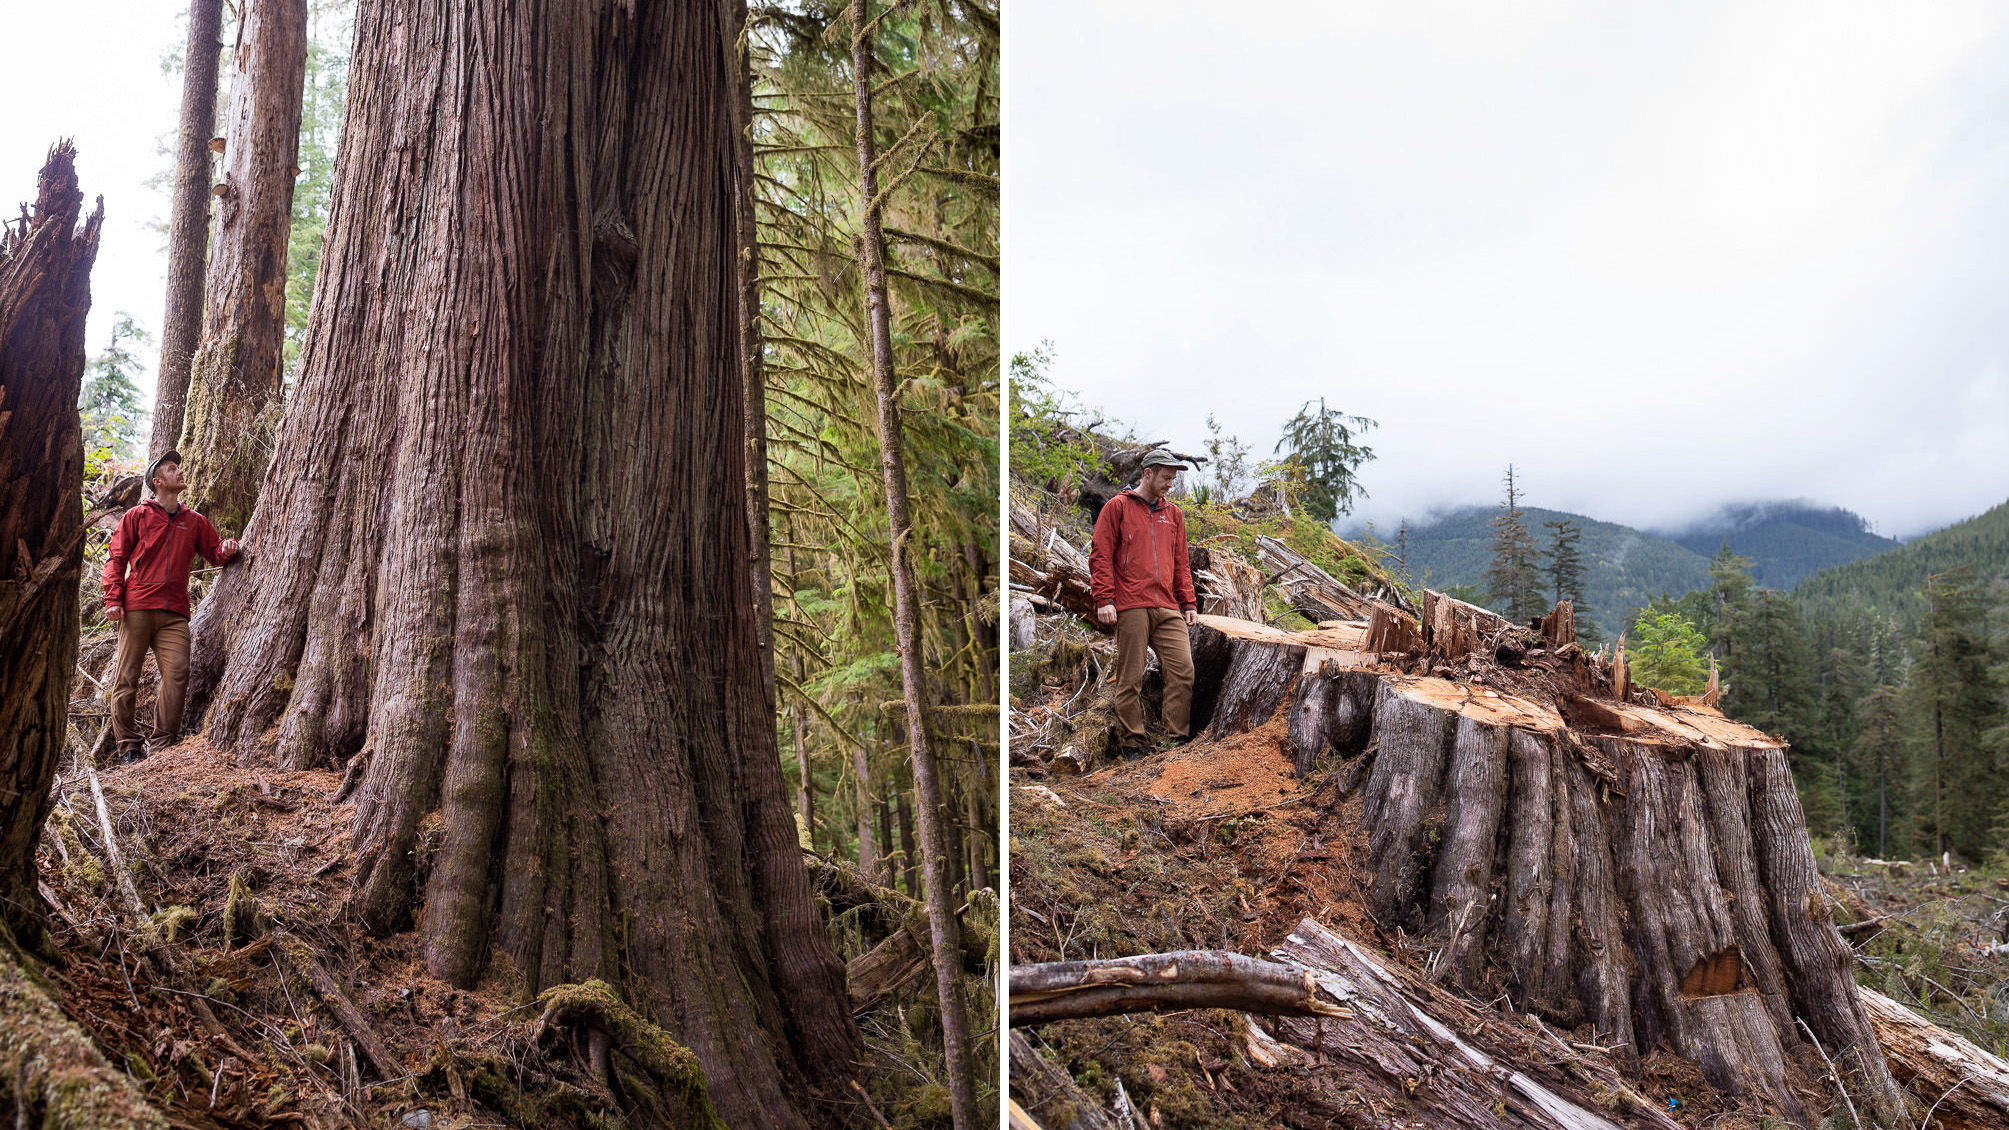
[1860,985,2009,1128]
[1253,535,1375,620]
[1270,920,1684,1130]
[1010,950,1345,1025]
[1009,595,1037,651]
[847,915,930,1009]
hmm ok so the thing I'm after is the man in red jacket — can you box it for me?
[102,450,240,763]
[1089,448,1198,757]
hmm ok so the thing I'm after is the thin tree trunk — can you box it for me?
[853,741,878,879]
[182,3,857,1123]
[898,786,919,897]
[152,0,225,463]
[850,3,980,1123]
[179,0,306,534]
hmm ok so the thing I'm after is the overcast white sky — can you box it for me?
[1006,0,2009,539]
[1,2,186,410]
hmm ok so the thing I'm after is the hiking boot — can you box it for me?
[117,745,147,766]
[1112,742,1150,761]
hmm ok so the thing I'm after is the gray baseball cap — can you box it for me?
[1139,448,1189,470]
[144,449,182,495]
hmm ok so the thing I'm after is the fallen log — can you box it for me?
[1011,921,1685,1130]
[1008,1030,1137,1130]
[1175,611,1908,1127]
[1859,985,2009,1129]
[1009,950,1346,1025]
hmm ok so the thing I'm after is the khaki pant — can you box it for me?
[109,610,191,754]
[1112,607,1194,743]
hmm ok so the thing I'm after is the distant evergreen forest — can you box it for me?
[1371,499,1896,640]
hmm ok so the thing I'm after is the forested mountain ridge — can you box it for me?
[1370,504,1710,639]
[1660,500,1902,591]
[1379,499,1905,640]
[1795,496,2009,632]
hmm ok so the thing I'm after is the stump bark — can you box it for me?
[1188,611,1907,1127]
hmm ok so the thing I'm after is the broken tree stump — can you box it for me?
[1180,611,1907,1127]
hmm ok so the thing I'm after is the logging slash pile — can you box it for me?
[1007,440,2009,1130]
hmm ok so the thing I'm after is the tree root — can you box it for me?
[533,980,726,1130]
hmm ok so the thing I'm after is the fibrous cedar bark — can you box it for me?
[151,0,224,465]
[1190,611,1908,1127]
[183,3,857,1124]
[0,145,100,948]
[850,1,982,1125]
[0,146,169,1130]
[179,0,306,533]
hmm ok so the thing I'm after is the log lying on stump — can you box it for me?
[1013,921,1687,1130]
[1253,534,1379,620]
[1180,611,1908,1127]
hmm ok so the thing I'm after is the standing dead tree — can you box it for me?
[182,2,859,1125]
[0,143,169,1130]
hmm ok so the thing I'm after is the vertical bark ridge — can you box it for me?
[1425,716,1506,986]
[1359,681,1456,927]
[1500,728,1554,1008]
[1749,744,1908,1125]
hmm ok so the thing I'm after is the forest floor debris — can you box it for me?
[34,731,964,1129]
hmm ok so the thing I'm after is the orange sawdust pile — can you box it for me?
[1076,713,1379,945]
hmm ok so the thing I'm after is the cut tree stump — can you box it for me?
[1176,611,1908,1127]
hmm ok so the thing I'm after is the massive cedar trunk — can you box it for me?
[851,1,982,1124]
[0,147,169,1130]
[184,3,858,1124]
[152,0,224,464]
[179,0,307,533]
[1186,609,1909,1127]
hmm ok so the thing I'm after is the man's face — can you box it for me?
[152,461,184,494]
[1142,466,1180,496]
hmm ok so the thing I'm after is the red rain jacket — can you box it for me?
[102,499,236,617]
[1089,489,1197,613]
